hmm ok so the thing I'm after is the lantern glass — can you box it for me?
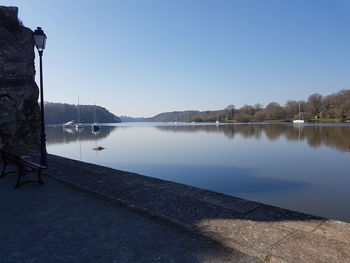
[33,27,47,51]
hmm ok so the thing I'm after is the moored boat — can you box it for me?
[75,96,84,130]
[91,103,100,132]
[293,102,304,124]
[63,120,75,128]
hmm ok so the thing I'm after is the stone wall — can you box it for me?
[0,6,40,149]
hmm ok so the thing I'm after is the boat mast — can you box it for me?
[93,102,96,123]
[77,96,80,124]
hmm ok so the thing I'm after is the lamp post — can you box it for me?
[33,27,47,167]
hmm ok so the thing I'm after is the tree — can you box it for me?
[253,103,263,113]
[225,105,235,120]
[253,111,266,121]
[284,100,299,118]
[306,94,323,118]
[264,102,286,120]
[235,113,251,122]
[238,105,253,115]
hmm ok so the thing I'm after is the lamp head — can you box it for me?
[33,27,47,51]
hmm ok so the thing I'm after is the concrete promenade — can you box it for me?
[1,152,350,262]
[0,162,260,262]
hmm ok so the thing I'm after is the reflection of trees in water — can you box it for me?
[304,125,350,151]
[46,126,117,145]
[156,124,350,152]
[47,124,350,152]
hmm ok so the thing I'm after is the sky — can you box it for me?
[2,0,350,117]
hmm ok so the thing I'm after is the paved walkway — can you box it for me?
[0,164,260,263]
[45,154,350,263]
[1,152,350,262]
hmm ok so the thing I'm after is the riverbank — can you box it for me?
[2,152,350,262]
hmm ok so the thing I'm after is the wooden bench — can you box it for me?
[0,147,46,188]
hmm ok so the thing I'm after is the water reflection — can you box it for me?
[155,124,350,152]
[47,123,350,152]
[46,125,117,145]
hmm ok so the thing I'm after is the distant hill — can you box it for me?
[119,116,149,122]
[45,102,121,124]
[149,111,200,122]
[120,110,210,122]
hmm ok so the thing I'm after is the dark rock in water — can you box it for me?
[92,146,106,151]
[0,6,40,149]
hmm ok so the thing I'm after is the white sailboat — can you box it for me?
[63,120,75,128]
[293,102,304,124]
[91,103,100,133]
[216,113,219,124]
[75,96,84,130]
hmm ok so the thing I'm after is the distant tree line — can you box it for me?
[45,102,121,124]
[218,89,350,122]
[123,89,349,123]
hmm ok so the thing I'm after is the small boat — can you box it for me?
[92,124,100,132]
[91,103,100,132]
[216,113,220,124]
[75,96,84,130]
[63,120,75,128]
[292,119,304,124]
[293,102,304,124]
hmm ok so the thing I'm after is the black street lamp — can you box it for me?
[33,27,48,167]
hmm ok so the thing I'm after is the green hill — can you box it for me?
[44,102,121,124]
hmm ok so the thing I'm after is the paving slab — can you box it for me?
[269,231,350,263]
[197,218,292,259]
[312,220,350,245]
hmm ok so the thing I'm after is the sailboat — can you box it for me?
[63,120,75,128]
[216,113,220,124]
[91,103,100,133]
[75,96,84,130]
[293,102,304,124]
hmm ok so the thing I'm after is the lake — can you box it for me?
[46,122,350,222]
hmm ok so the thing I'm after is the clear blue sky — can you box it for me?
[3,0,350,117]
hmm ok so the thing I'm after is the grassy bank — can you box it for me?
[310,118,342,123]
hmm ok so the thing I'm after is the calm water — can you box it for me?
[46,122,350,222]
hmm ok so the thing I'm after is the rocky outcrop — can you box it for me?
[0,6,40,149]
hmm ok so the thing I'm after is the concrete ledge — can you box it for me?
[36,153,350,262]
